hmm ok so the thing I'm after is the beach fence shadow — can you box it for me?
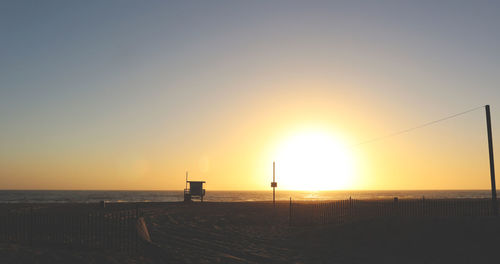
[0,203,150,253]
[289,198,498,226]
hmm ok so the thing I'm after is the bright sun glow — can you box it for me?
[275,130,354,190]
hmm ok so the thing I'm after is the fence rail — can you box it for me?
[289,198,499,226]
[0,207,140,252]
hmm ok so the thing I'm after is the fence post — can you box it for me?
[121,211,125,251]
[29,207,33,246]
[289,197,292,227]
[338,200,341,224]
[341,200,344,224]
[349,196,352,221]
[422,196,425,216]
[17,211,20,242]
[135,203,140,219]
[135,210,138,252]
[127,210,133,252]
[118,211,122,251]
[393,197,398,217]
[79,212,83,247]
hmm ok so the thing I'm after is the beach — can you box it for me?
[1,201,500,263]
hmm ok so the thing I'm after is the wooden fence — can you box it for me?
[289,198,499,226]
[0,207,140,252]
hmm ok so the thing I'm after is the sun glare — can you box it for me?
[275,130,354,191]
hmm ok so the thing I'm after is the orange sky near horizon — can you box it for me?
[1,87,495,191]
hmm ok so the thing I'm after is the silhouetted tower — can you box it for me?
[184,171,206,202]
[485,105,498,215]
[271,161,277,207]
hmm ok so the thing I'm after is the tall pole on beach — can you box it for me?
[485,105,498,216]
[271,161,277,208]
[273,162,276,207]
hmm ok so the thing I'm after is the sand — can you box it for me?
[2,201,500,263]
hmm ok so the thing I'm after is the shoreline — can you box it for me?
[1,190,496,204]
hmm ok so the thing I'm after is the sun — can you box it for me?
[274,129,355,191]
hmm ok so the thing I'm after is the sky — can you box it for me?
[1,0,500,190]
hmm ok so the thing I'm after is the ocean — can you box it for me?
[0,190,494,203]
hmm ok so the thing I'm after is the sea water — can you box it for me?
[0,190,493,203]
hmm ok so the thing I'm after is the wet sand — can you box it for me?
[1,201,500,263]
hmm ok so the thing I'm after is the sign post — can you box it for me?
[271,161,277,207]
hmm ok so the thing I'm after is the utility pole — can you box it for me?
[485,105,498,216]
[271,161,277,207]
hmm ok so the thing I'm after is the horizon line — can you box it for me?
[0,189,495,192]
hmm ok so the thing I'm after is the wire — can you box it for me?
[351,105,486,148]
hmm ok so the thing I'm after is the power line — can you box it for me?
[351,105,486,148]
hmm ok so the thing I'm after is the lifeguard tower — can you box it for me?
[184,171,206,202]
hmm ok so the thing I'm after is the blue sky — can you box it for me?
[1,0,500,190]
